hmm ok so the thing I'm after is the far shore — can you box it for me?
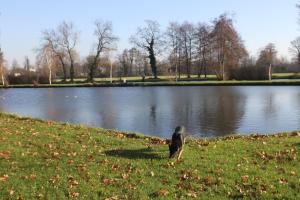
[1,79,300,88]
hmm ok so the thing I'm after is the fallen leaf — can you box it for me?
[150,171,155,177]
[187,191,197,198]
[216,176,222,185]
[279,178,288,184]
[102,178,116,186]
[204,176,212,186]
[290,171,296,176]
[49,175,60,184]
[111,164,119,171]
[241,175,249,183]
[69,191,79,198]
[0,151,11,159]
[105,196,118,200]
[68,176,79,188]
[158,189,169,196]
[122,173,129,180]
[0,174,8,182]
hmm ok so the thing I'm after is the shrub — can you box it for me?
[229,66,268,80]
[7,74,37,84]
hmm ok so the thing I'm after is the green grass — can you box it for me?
[272,73,300,79]
[1,113,300,199]
[53,73,300,83]
[53,74,218,83]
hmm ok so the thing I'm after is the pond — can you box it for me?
[0,86,300,138]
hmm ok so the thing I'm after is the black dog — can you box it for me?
[169,126,186,160]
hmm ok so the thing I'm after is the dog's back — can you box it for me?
[169,126,186,159]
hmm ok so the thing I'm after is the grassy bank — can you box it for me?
[1,79,300,89]
[0,113,300,199]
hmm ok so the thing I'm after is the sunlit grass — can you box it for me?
[0,113,300,199]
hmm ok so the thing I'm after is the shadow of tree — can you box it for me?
[105,148,164,160]
[293,142,300,150]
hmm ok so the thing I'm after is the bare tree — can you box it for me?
[24,56,31,72]
[211,14,247,80]
[24,56,33,83]
[36,42,57,84]
[0,48,5,85]
[42,30,68,82]
[194,23,212,79]
[179,22,195,78]
[130,20,163,79]
[119,49,130,76]
[166,22,181,80]
[57,22,78,83]
[257,43,277,80]
[11,59,20,70]
[87,20,117,82]
[128,48,137,76]
[290,37,300,66]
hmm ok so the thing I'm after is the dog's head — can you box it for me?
[169,144,178,158]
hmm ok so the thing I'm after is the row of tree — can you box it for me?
[0,13,300,84]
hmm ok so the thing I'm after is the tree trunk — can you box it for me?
[68,49,74,83]
[58,56,67,82]
[268,64,272,81]
[49,67,52,85]
[0,65,4,85]
[149,53,157,79]
[70,60,74,83]
[110,60,113,83]
[222,62,225,81]
[1,71,4,86]
[175,62,178,82]
[88,66,94,83]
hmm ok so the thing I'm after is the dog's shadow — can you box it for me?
[105,148,164,160]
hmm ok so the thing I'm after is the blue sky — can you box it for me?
[0,0,299,65]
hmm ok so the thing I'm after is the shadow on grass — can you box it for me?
[105,148,164,160]
[293,142,300,150]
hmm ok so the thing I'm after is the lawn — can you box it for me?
[52,73,300,83]
[0,113,300,199]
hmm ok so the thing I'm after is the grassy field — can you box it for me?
[1,113,300,199]
[52,74,218,83]
[52,73,300,83]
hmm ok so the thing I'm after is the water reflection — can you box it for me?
[197,87,246,137]
[0,86,299,138]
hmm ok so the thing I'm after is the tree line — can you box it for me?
[0,13,300,85]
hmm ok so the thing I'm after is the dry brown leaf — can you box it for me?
[103,178,116,186]
[187,191,197,198]
[0,151,11,159]
[158,189,169,196]
[290,171,296,176]
[111,164,119,171]
[241,175,249,183]
[279,178,288,184]
[69,191,79,198]
[68,176,79,188]
[105,196,118,200]
[204,176,212,186]
[0,174,8,182]
[49,175,60,184]
[122,173,129,180]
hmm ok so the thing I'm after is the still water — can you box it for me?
[0,86,300,138]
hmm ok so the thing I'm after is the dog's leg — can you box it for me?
[177,148,183,161]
